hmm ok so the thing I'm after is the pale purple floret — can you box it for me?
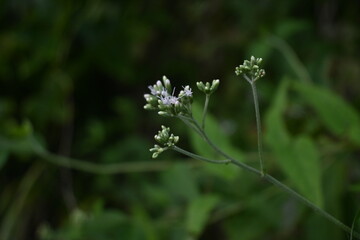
[148,85,158,95]
[182,86,192,97]
[168,96,179,105]
[160,95,179,106]
[161,90,169,97]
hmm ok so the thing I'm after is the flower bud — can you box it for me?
[210,79,220,92]
[196,82,205,92]
[162,76,171,92]
[197,80,220,95]
[235,56,265,82]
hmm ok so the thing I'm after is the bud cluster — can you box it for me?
[235,56,265,82]
[144,76,193,117]
[196,79,220,95]
[150,126,179,158]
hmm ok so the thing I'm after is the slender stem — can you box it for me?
[172,146,230,164]
[263,173,359,238]
[201,94,210,130]
[186,116,263,175]
[173,144,360,239]
[37,150,187,174]
[178,117,360,239]
[177,115,203,137]
[250,82,265,176]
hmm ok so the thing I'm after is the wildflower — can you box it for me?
[150,126,179,158]
[144,77,193,116]
[181,86,193,97]
[235,56,265,82]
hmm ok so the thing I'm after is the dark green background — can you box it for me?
[0,1,359,239]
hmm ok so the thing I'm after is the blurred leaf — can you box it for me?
[189,102,242,180]
[305,213,339,240]
[321,159,346,239]
[264,79,291,149]
[291,136,323,206]
[161,163,199,201]
[101,136,149,163]
[275,19,310,38]
[247,38,272,61]
[0,151,8,170]
[131,205,158,240]
[349,183,360,192]
[39,209,131,240]
[293,81,360,145]
[265,80,323,207]
[2,119,33,139]
[224,211,270,240]
[351,210,360,240]
[185,194,219,237]
[0,136,34,156]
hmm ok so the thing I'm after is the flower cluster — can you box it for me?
[144,76,193,117]
[196,79,220,95]
[235,56,265,82]
[150,126,179,158]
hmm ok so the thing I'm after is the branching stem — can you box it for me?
[177,116,360,239]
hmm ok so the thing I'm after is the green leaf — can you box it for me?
[185,194,219,237]
[188,102,243,180]
[349,183,360,192]
[265,80,323,207]
[264,79,291,150]
[161,163,199,201]
[291,136,323,207]
[293,81,360,145]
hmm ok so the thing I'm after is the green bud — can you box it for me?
[162,75,171,92]
[144,104,155,110]
[235,56,265,82]
[196,82,205,92]
[158,111,171,116]
[150,144,166,158]
[149,126,179,158]
[250,56,256,64]
[211,79,220,92]
[196,80,220,95]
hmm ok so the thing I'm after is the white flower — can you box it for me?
[160,95,179,106]
[182,86,192,97]
[148,85,157,95]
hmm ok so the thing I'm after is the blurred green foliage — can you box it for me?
[0,0,360,239]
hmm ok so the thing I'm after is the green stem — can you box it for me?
[172,146,230,164]
[263,174,358,238]
[250,82,265,176]
[177,115,203,137]
[178,117,360,239]
[201,94,210,130]
[37,150,186,174]
[189,116,261,174]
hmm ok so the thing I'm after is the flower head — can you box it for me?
[235,56,265,82]
[150,126,179,158]
[196,79,220,95]
[144,76,193,116]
